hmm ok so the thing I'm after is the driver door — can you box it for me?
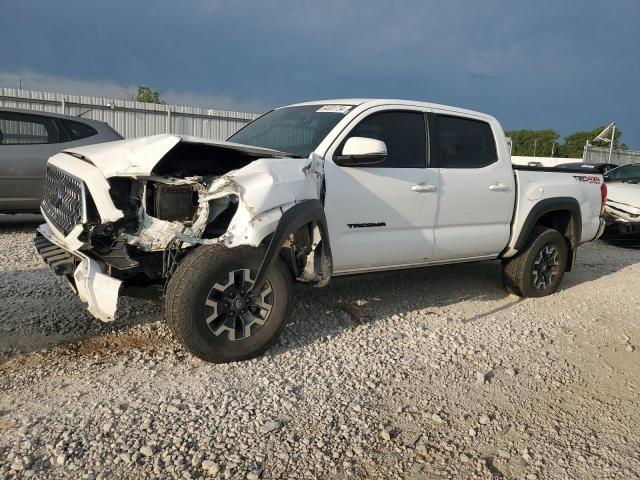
[323,108,439,272]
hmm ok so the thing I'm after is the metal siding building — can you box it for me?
[0,87,260,140]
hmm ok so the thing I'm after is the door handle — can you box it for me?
[489,183,510,192]
[411,184,437,193]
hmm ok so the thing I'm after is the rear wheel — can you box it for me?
[165,244,292,363]
[502,227,568,297]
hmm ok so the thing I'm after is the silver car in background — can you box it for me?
[0,107,122,213]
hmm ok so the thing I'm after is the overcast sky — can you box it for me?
[1,0,638,147]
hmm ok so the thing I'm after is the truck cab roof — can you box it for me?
[286,98,497,123]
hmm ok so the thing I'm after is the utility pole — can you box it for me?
[584,140,590,162]
[551,141,555,158]
[18,78,22,90]
[608,123,616,164]
[533,140,537,157]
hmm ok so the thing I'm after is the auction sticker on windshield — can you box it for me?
[316,105,353,114]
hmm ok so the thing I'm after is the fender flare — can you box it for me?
[512,197,582,270]
[514,197,582,250]
[251,199,333,293]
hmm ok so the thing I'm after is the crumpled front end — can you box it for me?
[36,134,329,321]
[603,200,640,238]
[602,181,640,239]
[35,224,122,321]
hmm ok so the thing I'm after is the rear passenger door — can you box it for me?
[429,112,515,260]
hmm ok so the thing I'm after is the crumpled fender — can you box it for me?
[182,155,332,288]
[251,199,333,294]
[198,157,322,248]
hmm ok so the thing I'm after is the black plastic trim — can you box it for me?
[513,197,582,251]
[513,164,604,174]
[87,238,139,270]
[34,232,77,276]
[252,199,333,293]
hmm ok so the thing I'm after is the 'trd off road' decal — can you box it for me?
[573,175,601,184]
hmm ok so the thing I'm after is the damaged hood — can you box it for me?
[606,182,640,215]
[62,133,288,179]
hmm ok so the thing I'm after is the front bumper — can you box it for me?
[35,223,122,322]
[601,207,640,239]
[602,221,640,240]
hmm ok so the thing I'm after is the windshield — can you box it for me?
[227,105,350,157]
[606,164,640,182]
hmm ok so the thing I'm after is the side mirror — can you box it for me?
[334,137,387,166]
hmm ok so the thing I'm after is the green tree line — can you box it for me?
[506,126,627,158]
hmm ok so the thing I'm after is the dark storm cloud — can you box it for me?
[1,0,638,146]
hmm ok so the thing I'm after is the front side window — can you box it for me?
[227,105,349,157]
[0,112,60,145]
[430,114,497,168]
[340,111,427,168]
[60,119,98,141]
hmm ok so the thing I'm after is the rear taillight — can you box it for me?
[600,182,608,213]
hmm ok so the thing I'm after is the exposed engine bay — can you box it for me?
[37,134,333,320]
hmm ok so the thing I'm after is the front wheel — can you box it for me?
[502,227,568,297]
[165,244,292,363]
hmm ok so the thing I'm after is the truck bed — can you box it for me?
[504,168,604,258]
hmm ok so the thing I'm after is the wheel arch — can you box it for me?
[251,199,333,294]
[513,197,582,271]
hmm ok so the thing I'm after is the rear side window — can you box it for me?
[430,114,497,168]
[0,112,60,145]
[341,111,427,168]
[60,119,98,141]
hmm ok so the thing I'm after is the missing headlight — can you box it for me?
[146,182,198,222]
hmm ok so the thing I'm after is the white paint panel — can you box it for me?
[433,162,515,260]
[325,165,439,270]
[507,169,603,254]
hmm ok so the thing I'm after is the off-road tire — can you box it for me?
[165,244,292,363]
[502,227,568,297]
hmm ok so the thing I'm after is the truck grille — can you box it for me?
[41,165,86,234]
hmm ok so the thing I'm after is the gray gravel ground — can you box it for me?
[1,214,639,479]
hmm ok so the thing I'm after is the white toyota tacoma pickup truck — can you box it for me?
[34,99,607,362]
